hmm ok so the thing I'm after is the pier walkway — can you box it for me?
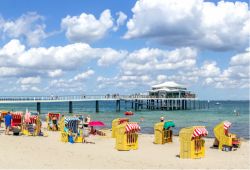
[0,95,207,113]
[0,95,195,103]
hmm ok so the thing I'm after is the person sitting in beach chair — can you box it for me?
[60,116,84,143]
[51,116,58,131]
[47,113,60,131]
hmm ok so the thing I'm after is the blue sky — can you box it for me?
[0,0,249,100]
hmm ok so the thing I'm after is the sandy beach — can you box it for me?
[0,122,249,169]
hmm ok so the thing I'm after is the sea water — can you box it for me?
[0,100,249,139]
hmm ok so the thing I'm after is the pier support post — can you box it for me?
[131,101,134,109]
[140,100,143,110]
[116,100,120,112]
[135,99,138,111]
[36,102,41,114]
[69,101,73,114]
[96,100,99,113]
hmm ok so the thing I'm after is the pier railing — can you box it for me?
[0,95,196,103]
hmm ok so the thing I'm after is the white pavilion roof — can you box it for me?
[152,81,185,89]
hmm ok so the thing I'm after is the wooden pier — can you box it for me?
[0,95,209,113]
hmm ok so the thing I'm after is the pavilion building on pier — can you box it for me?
[148,81,195,98]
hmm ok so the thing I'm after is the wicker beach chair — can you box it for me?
[60,116,84,143]
[115,122,140,151]
[154,120,175,144]
[46,112,60,131]
[213,121,240,151]
[112,118,129,138]
[179,126,208,159]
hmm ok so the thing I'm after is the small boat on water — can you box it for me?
[124,111,134,116]
[215,102,221,105]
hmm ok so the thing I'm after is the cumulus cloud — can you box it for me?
[124,0,250,51]
[72,69,94,81]
[113,11,127,31]
[97,49,127,66]
[0,12,47,46]
[98,47,250,91]
[17,76,41,85]
[120,47,197,74]
[48,69,63,78]
[0,39,126,74]
[61,9,113,43]
[0,67,23,77]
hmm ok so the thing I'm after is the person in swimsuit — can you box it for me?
[52,116,58,131]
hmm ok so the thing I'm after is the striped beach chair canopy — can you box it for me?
[11,112,23,126]
[64,117,79,133]
[192,127,208,138]
[30,115,38,124]
[11,112,23,119]
[224,121,231,130]
[125,123,140,133]
[48,112,60,119]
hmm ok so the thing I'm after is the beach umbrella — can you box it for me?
[89,121,105,127]
[24,108,31,123]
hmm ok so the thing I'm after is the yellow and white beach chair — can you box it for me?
[213,121,240,151]
[46,112,61,131]
[179,126,208,159]
[112,118,129,138]
[154,120,175,144]
[115,122,140,151]
[60,116,84,143]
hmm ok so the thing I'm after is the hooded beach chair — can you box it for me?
[154,120,175,144]
[0,110,8,120]
[10,112,23,135]
[213,121,240,151]
[115,122,140,151]
[11,112,23,127]
[22,115,42,136]
[112,118,129,138]
[46,112,60,131]
[179,126,208,159]
[60,116,83,143]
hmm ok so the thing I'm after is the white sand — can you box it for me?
[0,124,249,169]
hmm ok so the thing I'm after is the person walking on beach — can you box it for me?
[4,112,12,135]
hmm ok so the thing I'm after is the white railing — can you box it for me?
[0,95,196,103]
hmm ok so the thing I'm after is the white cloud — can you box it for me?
[17,76,41,85]
[97,49,127,66]
[113,11,127,31]
[199,61,221,77]
[0,12,47,46]
[61,9,113,43]
[120,47,197,74]
[0,67,22,77]
[72,69,94,81]
[124,0,250,51]
[0,39,126,74]
[48,69,63,78]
